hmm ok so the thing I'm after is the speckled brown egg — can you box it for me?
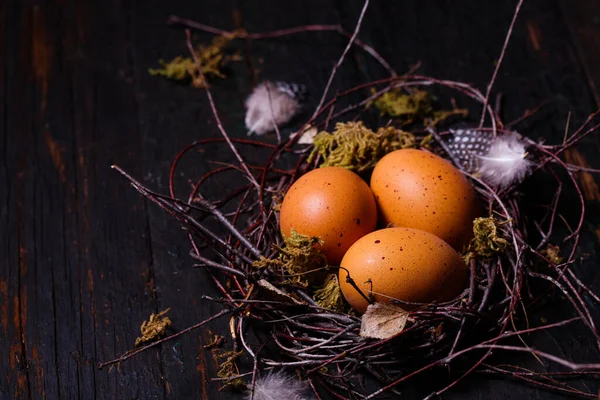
[339,227,468,313]
[370,149,480,251]
[279,167,378,265]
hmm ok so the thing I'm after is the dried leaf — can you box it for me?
[257,279,305,306]
[360,303,409,339]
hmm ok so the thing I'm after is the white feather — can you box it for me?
[245,81,302,136]
[477,132,533,188]
[247,372,314,400]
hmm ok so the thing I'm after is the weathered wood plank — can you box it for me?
[130,1,244,399]
[559,0,600,109]
[1,1,600,399]
[61,0,167,398]
[1,2,43,399]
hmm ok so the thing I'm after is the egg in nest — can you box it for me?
[279,167,378,265]
[370,149,480,251]
[339,227,468,313]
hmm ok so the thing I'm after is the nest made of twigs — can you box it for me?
[107,72,600,399]
[100,1,600,395]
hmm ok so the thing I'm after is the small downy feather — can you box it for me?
[477,132,533,188]
[247,371,314,400]
[245,81,305,136]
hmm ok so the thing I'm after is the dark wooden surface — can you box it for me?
[2,0,600,399]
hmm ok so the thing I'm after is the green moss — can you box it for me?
[465,217,509,261]
[134,308,171,347]
[541,244,564,265]
[370,88,468,127]
[314,274,344,311]
[149,33,242,88]
[373,89,432,118]
[253,229,327,287]
[214,350,246,390]
[308,121,415,172]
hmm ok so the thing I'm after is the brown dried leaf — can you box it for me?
[360,303,409,339]
[257,279,305,306]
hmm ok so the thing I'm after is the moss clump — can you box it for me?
[134,308,171,346]
[149,33,242,88]
[314,274,344,311]
[541,244,564,265]
[373,89,432,119]
[371,88,468,127]
[214,350,245,390]
[308,121,415,172]
[253,229,327,287]
[466,217,510,261]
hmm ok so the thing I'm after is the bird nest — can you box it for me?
[100,3,600,399]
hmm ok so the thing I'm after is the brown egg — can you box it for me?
[279,167,378,265]
[370,149,480,251]
[339,227,468,313]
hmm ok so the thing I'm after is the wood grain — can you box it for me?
[0,0,599,399]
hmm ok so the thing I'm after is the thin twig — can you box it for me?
[167,16,397,77]
[312,0,371,118]
[98,309,231,369]
[479,0,524,129]
[185,30,267,218]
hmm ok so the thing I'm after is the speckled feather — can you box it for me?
[447,128,495,171]
[447,129,532,187]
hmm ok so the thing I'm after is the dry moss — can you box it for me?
[134,308,171,346]
[314,274,344,311]
[372,89,432,119]
[253,229,327,287]
[308,121,415,172]
[149,33,242,88]
[214,349,245,390]
[541,243,564,265]
[465,217,509,261]
[371,88,468,127]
